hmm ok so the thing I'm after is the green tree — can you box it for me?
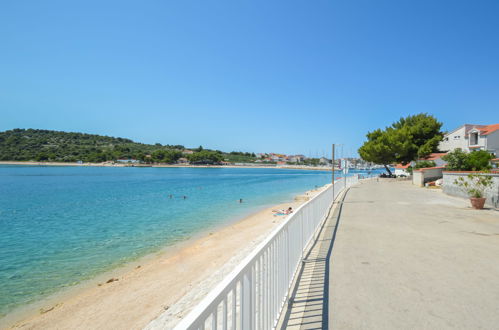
[151,150,182,163]
[442,148,469,170]
[443,149,493,171]
[467,150,493,171]
[188,150,223,164]
[358,127,412,175]
[413,160,436,169]
[358,113,443,175]
[391,113,443,159]
[35,152,49,161]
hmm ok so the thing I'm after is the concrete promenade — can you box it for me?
[281,179,499,329]
[331,179,499,329]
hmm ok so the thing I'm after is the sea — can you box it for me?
[0,165,380,319]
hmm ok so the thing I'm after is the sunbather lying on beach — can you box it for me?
[272,207,293,216]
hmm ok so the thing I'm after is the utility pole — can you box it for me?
[332,144,335,184]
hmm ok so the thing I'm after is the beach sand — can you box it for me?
[3,186,328,330]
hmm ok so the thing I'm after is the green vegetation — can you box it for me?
[302,158,321,166]
[150,149,183,164]
[0,129,230,164]
[442,149,493,171]
[358,113,443,175]
[413,160,436,169]
[223,151,257,163]
[407,160,437,174]
[0,129,175,162]
[187,150,224,164]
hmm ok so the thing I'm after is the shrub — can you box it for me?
[454,173,493,198]
[442,148,469,170]
[442,149,493,171]
[413,160,436,169]
[467,150,493,171]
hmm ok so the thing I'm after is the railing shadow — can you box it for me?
[279,189,350,329]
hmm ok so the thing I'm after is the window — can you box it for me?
[454,135,460,139]
[470,132,478,145]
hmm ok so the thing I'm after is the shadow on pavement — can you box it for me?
[279,189,350,329]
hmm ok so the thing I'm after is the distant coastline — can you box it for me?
[0,161,339,171]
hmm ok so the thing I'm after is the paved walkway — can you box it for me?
[277,185,349,329]
[330,180,499,330]
[282,179,499,329]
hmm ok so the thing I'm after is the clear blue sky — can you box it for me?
[1,0,498,157]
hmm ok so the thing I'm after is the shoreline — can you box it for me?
[1,184,328,329]
[0,161,340,172]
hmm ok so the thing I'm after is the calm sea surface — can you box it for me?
[0,165,376,318]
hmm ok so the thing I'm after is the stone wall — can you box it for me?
[412,167,444,187]
[442,172,499,209]
[412,170,423,186]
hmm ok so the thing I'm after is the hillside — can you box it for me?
[0,129,187,162]
[0,129,262,164]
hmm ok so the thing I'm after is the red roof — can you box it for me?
[395,163,410,169]
[423,153,447,161]
[478,124,499,135]
[414,166,445,171]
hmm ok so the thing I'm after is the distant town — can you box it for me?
[115,151,378,170]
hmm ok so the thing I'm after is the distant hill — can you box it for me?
[0,129,186,162]
[0,129,260,164]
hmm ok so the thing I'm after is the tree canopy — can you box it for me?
[187,150,223,164]
[358,113,443,174]
[442,149,493,171]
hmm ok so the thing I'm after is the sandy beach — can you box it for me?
[2,185,328,329]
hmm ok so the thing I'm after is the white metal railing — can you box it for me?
[173,175,359,330]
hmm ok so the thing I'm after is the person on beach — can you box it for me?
[272,207,293,216]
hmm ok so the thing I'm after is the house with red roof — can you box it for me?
[394,163,411,176]
[439,123,499,157]
[394,152,448,177]
[421,152,448,167]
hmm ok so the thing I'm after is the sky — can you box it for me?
[1,0,498,158]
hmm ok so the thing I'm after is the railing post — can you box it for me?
[242,272,252,329]
[286,227,290,287]
[222,298,227,330]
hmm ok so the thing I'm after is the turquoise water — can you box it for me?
[0,166,345,317]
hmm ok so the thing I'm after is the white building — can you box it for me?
[319,157,331,165]
[287,155,306,163]
[116,158,140,164]
[394,163,410,176]
[439,124,499,157]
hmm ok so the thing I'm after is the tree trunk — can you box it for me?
[384,164,392,176]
